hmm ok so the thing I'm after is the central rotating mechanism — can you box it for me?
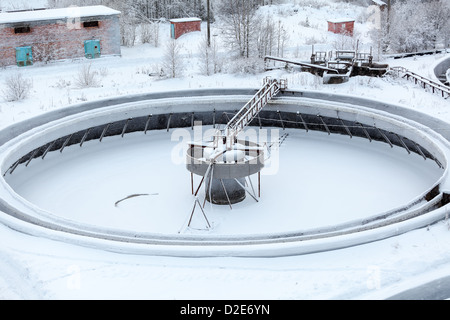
[186,78,287,207]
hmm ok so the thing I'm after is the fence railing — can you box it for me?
[390,66,450,98]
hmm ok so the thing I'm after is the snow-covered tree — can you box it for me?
[2,72,32,102]
[218,0,259,58]
[255,15,276,58]
[424,0,450,49]
[198,32,222,75]
[162,39,184,78]
[376,0,450,53]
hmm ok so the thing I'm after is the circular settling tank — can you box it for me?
[5,127,443,235]
[0,89,449,257]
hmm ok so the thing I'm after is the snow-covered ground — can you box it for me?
[0,0,450,301]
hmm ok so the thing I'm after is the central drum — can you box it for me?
[186,138,264,205]
[186,77,286,206]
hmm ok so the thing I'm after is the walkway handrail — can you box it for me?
[390,66,450,98]
[224,77,286,142]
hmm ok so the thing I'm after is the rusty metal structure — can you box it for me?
[264,46,389,84]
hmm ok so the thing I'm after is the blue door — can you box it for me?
[15,46,33,67]
[84,40,101,59]
[170,23,175,39]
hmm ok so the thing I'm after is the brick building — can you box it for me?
[327,18,355,37]
[0,5,121,67]
[169,18,201,40]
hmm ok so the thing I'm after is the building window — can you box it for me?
[14,26,31,34]
[83,21,99,28]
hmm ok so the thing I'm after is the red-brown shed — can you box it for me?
[169,18,201,40]
[327,18,355,37]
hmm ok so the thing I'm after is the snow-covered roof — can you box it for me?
[327,18,355,23]
[372,0,387,6]
[0,5,120,24]
[169,17,201,23]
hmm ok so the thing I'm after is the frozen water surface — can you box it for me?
[6,127,442,236]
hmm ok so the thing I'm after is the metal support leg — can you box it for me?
[26,149,39,167]
[202,163,214,208]
[246,175,257,199]
[358,123,372,142]
[80,128,91,147]
[297,112,308,132]
[42,141,56,159]
[318,115,330,135]
[100,123,111,142]
[194,176,205,197]
[376,127,393,148]
[8,160,20,175]
[258,171,261,198]
[167,113,173,132]
[277,110,285,130]
[339,119,352,138]
[121,118,132,137]
[60,134,73,153]
[220,179,233,210]
[234,178,259,202]
[144,115,152,134]
[395,134,410,154]
[415,143,427,160]
[434,157,444,169]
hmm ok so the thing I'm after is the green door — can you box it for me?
[15,46,33,67]
[84,40,101,59]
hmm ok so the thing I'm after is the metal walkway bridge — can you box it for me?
[222,77,287,147]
